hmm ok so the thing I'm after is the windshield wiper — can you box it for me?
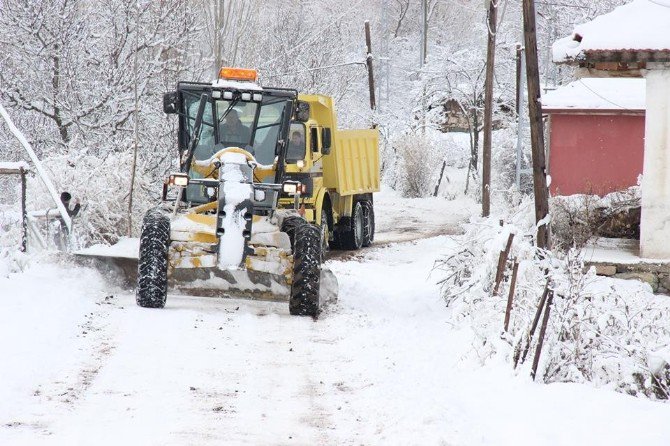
[218,98,239,124]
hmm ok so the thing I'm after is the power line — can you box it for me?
[576,78,638,112]
[535,1,590,9]
[258,1,363,70]
[263,61,366,79]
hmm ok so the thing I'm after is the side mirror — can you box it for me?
[295,101,310,122]
[322,128,332,155]
[163,91,179,114]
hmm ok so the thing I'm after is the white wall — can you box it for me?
[640,69,670,258]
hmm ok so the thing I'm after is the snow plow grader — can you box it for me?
[135,67,379,316]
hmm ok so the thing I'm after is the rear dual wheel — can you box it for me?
[361,201,375,247]
[336,200,374,250]
[339,201,364,250]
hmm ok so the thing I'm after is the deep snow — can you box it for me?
[1,189,670,445]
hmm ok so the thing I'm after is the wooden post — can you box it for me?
[482,0,498,217]
[365,21,376,111]
[504,260,519,331]
[433,161,447,197]
[20,167,27,253]
[531,290,554,380]
[420,0,428,66]
[522,0,550,249]
[493,233,514,295]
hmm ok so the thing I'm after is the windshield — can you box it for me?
[181,89,291,202]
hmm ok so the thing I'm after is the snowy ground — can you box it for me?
[2,190,670,445]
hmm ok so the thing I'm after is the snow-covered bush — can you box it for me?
[436,200,670,399]
[551,186,640,251]
[392,132,441,198]
[24,151,159,248]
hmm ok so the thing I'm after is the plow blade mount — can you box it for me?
[73,246,338,309]
[170,266,338,306]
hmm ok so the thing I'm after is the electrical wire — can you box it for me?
[576,78,638,112]
[258,0,363,70]
[263,61,366,79]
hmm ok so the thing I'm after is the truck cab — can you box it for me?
[280,94,380,251]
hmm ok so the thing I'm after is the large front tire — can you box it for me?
[281,215,307,250]
[136,209,170,308]
[289,223,322,317]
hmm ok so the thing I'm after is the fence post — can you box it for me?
[20,167,27,252]
[531,290,554,380]
[504,260,519,331]
[493,233,515,295]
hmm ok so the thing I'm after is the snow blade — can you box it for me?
[171,266,338,309]
[72,250,338,311]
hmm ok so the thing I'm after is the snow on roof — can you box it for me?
[553,0,670,63]
[542,78,646,111]
[211,78,263,92]
[0,161,29,172]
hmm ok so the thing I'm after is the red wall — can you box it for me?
[548,113,645,196]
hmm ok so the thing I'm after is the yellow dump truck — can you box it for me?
[280,93,380,252]
[130,67,379,316]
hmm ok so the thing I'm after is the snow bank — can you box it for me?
[542,78,646,111]
[75,237,140,259]
[436,200,670,399]
[553,0,670,63]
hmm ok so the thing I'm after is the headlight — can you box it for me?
[254,189,266,201]
[282,182,298,195]
[282,181,306,195]
[168,173,189,187]
[205,186,217,199]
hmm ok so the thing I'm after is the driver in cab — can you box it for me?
[220,109,251,145]
[287,129,305,160]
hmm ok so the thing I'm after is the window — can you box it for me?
[252,99,288,165]
[286,122,306,162]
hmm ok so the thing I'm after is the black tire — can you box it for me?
[136,209,170,308]
[338,201,364,250]
[289,223,322,317]
[281,215,307,250]
[319,208,331,262]
[361,201,375,247]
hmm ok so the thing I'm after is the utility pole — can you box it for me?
[420,0,428,66]
[128,0,141,237]
[522,0,550,249]
[364,21,376,111]
[419,0,428,134]
[213,1,225,77]
[482,0,498,217]
[515,43,527,191]
[379,0,389,107]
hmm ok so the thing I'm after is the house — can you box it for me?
[542,78,646,196]
[552,0,670,259]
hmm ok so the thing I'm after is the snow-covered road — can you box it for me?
[2,191,670,445]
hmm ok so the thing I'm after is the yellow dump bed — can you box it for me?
[323,129,380,196]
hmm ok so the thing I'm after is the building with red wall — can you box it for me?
[542,78,646,196]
